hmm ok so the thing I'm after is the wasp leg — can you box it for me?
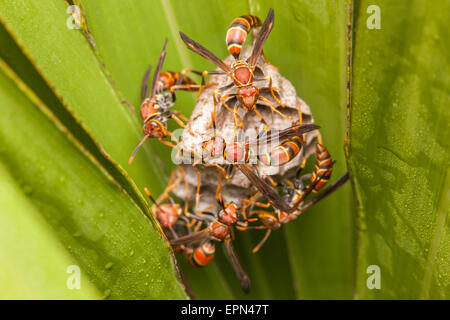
[232,104,244,134]
[239,191,261,219]
[295,155,309,180]
[258,96,291,119]
[254,201,272,208]
[264,75,284,107]
[158,138,177,149]
[172,110,189,122]
[215,169,222,203]
[209,82,235,130]
[252,106,269,130]
[215,92,240,134]
[252,229,272,253]
[266,175,278,187]
[156,169,183,204]
[171,82,218,98]
[171,113,195,136]
[199,69,227,95]
[203,163,227,176]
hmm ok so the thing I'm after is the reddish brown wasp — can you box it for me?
[180,8,289,132]
[192,123,320,212]
[144,167,212,237]
[145,186,216,269]
[169,195,251,293]
[147,167,221,272]
[129,38,215,164]
[238,144,349,252]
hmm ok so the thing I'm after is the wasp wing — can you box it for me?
[180,32,232,73]
[169,228,210,247]
[224,236,250,293]
[140,65,152,102]
[149,38,168,100]
[248,8,274,70]
[247,123,320,147]
[237,164,294,213]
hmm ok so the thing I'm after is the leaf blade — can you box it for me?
[0,61,186,299]
[349,0,450,299]
[0,0,165,192]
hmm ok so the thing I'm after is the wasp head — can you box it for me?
[143,117,167,138]
[237,86,259,110]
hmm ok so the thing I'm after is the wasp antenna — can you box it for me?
[128,135,149,165]
[144,187,160,207]
[217,194,225,208]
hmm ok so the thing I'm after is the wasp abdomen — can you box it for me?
[226,15,262,59]
[188,241,215,268]
[157,71,196,92]
[310,143,333,192]
[261,136,304,166]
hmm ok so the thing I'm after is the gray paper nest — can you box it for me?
[171,46,320,212]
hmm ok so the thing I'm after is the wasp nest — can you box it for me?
[171,45,319,210]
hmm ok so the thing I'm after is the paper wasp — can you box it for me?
[144,167,210,236]
[180,8,289,132]
[147,166,248,291]
[239,144,349,252]
[169,195,251,293]
[129,38,215,164]
[190,123,319,211]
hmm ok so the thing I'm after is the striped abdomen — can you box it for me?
[226,15,262,59]
[157,71,196,92]
[310,143,333,192]
[260,136,304,166]
[187,241,215,268]
[224,142,250,163]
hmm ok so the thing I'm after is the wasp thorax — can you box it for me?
[233,65,252,86]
